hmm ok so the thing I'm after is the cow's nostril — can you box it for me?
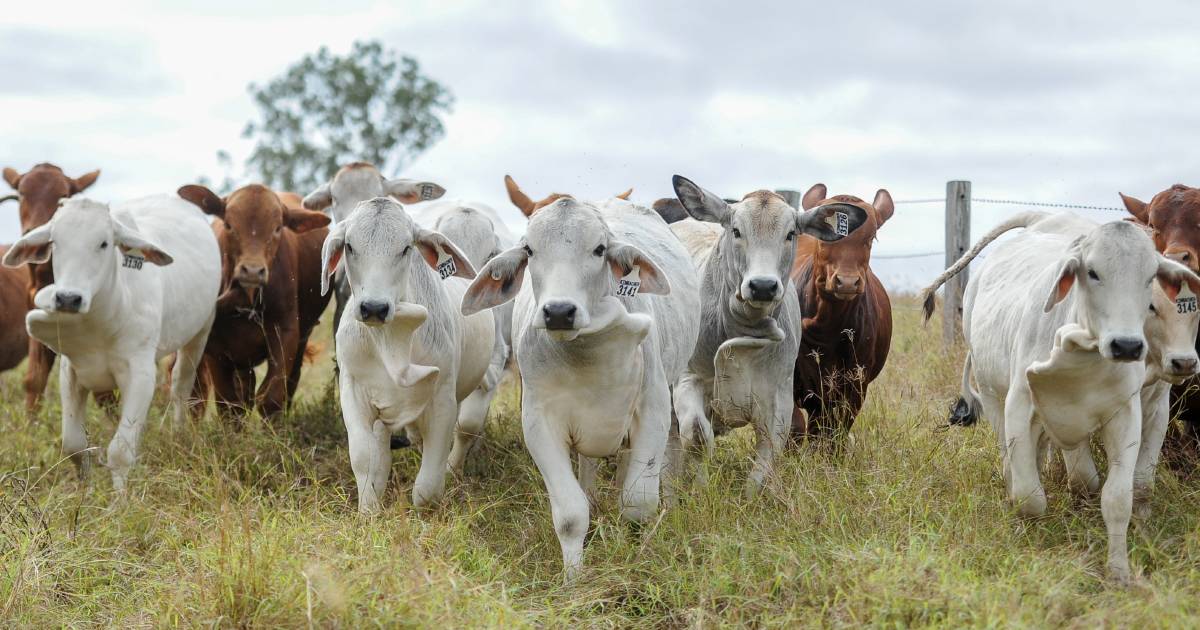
[1172,357,1198,373]
[54,292,83,312]
[358,300,390,322]
[748,278,779,300]
[1110,338,1144,361]
[542,303,577,330]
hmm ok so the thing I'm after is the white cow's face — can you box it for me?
[319,197,473,326]
[1,198,172,314]
[1144,281,1200,382]
[461,197,668,340]
[303,163,445,224]
[672,176,869,309]
[1046,221,1200,363]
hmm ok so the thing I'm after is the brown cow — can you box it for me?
[177,184,331,420]
[789,184,894,439]
[503,174,631,217]
[0,244,30,373]
[1122,184,1200,455]
[3,163,100,411]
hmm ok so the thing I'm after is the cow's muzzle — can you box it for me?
[54,290,84,314]
[358,299,391,325]
[542,301,578,330]
[1167,355,1199,379]
[745,277,780,303]
[1109,337,1145,362]
[235,262,268,288]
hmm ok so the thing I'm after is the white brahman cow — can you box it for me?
[461,195,700,580]
[2,196,220,492]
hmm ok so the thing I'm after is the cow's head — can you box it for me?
[1044,220,1200,363]
[1121,185,1200,272]
[179,184,329,299]
[503,174,632,218]
[3,163,100,234]
[672,175,869,310]
[463,196,668,340]
[1144,279,1200,383]
[320,197,474,326]
[798,184,893,300]
[432,204,503,271]
[1,198,172,314]
[303,162,445,224]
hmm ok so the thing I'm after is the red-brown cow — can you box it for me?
[178,184,331,421]
[3,163,100,411]
[0,244,30,373]
[789,184,894,439]
[1122,184,1200,455]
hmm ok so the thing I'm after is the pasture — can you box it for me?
[2,297,1199,628]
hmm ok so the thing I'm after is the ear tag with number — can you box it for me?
[420,183,436,201]
[1176,284,1197,314]
[436,245,457,279]
[616,265,641,298]
[122,248,145,270]
[822,207,851,237]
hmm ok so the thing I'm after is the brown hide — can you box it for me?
[0,245,30,373]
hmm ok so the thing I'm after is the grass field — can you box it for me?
[2,296,1199,628]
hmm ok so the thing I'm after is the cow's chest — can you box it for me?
[209,310,272,364]
[523,351,645,458]
[1027,363,1142,448]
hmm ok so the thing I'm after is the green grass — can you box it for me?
[2,297,1199,627]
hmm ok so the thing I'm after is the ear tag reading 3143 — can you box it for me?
[436,246,457,279]
[1177,285,1197,314]
[616,265,641,298]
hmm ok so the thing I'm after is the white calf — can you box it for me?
[3,196,220,492]
[320,197,494,511]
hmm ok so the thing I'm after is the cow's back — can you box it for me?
[0,246,29,372]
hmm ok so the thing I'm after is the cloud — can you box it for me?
[1,27,171,97]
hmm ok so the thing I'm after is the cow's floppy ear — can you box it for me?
[69,170,101,195]
[607,240,670,295]
[801,183,827,210]
[319,223,345,296]
[415,228,476,280]
[797,203,869,242]
[3,167,21,190]
[114,221,173,266]
[873,189,895,225]
[1155,256,1200,303]
[283,207,331,233]
[384,178,446,204]
[2,223,53,267]
[504,174,537,217]
[462,243,529,315]
[673,175,731,226]
[1043,256,1080,313]
[1120,193,1150,224]
[177,184,226,219]
[303,181,333,212]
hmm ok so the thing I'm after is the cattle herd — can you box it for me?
[2,162,1199,584]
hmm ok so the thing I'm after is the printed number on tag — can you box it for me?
[1177,296,1197,314]
[437,257,457,279]
[420,184,435,200]
[835,211,849,236]
[616,265,641,298]
[123,254,144,270]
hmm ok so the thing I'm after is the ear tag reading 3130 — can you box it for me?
[420,184,436,201]
[436,246,457,279]
[123,249,145,270]
[616,265,641,298]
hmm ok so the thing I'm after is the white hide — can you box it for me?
[2,195,220,492]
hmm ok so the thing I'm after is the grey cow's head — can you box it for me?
[672,175,868,310]
[303,162,445,224]
[1044,221,1200,363]
[320,197,474,326]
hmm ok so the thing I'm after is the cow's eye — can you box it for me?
[1150,303,1158,314]
[523,244,533,257]
[99,241,108,250]
[1087,269,1099,281]
[345,242,354,255]
[785,230,797,242]
[731,228,742,238]
[402,245,411,257]
[593,244,606,257]
[274,225,282,235]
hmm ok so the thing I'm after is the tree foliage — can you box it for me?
[242,40,453,192]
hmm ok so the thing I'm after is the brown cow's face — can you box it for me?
[3,163,100,234]
[1122,185,1200,272]
[178,184,329,298]
[801,186,894,301]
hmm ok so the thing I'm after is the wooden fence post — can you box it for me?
[776,189,801,209]
[943,180,971,346]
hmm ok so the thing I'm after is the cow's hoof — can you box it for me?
[947,397,977,426]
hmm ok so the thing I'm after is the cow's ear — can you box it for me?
[283,207,331,233]
[1120,193,1150,224]
[607,240,670,295]
[1043,256,1079,312]
[114,221,173,266]
[319,224,345,296]
[3,167,21,190]
[801,183,827,210]
[504,174,537,218]
[2,223,53,267]
[177,185,226,219]
[614,188,633,200]
[1156,256,1200,303]
[415,228,476,280]
[797,202,869,242]
[384,178,446,204]
[462,243,529,315]
[303,181,333,212]
[873,189,894,225]
[69,170,101,195]
[673,175,731,226]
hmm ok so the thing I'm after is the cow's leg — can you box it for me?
[524,404,589,581]
[1133,383,1170,520]
[171,315,213,429]
[577,455,600,506]
[1062,445,1100,495]
[1099,401,1140,585]
[341,378,388,513]
[672,373,711,486]
[106,355,157,494]
[1003,385,1046,517]
[746,385,789,498]
[411,390,455,508]
[448,385,492,475]
[285,330,311,406]
[59,358,91,478]
[23,339,56,417]
[258,323,299,418]
[621,375,670,522]
[208,362,252,424]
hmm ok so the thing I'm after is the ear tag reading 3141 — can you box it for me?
[436,246,457,279]
[616,265,641,298]
[1177,285,1197,314]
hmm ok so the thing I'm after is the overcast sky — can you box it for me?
[3,1,1198,289]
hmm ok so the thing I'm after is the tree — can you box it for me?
[241,40,453,192]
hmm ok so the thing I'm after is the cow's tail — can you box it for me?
[920,211,1049,322]
[947,351,982,426]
